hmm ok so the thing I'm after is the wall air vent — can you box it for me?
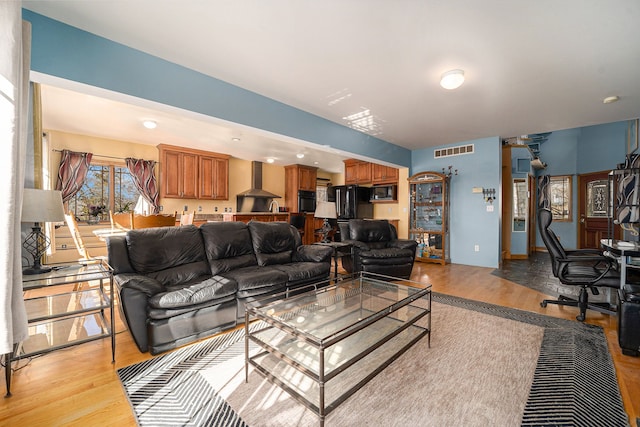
[434,144,474,159]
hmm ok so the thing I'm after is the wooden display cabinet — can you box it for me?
[408,171,450,265]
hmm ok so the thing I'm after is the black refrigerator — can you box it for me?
[329,185,373,220]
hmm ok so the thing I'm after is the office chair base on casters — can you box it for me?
[540,290,616,322]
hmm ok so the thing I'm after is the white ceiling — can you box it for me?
[24,1,640,172]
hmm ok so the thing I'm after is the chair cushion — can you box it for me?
[359,248,414,260]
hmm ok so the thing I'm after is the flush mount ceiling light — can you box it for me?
[142,120,157,129]
[603,95,620,104]
[266,158,275,164]
[296,153,305,159]
[232,137,241,142]
[440,69,465,90]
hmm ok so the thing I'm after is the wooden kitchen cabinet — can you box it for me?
[199,155,229,200]
[372,164,399,185]
[344,159,372,185]
[160,148,198,199]
[158,144,229,200]
[285,164,318,212]
[223,213,289,223]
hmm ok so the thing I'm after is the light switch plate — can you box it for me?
[487,205,494,212]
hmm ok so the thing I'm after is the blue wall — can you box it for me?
[510,146,533,255]
[412,137,502,268]
[22,9,411,167]
[535,122,628,249]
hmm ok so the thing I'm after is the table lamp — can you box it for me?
[21,189,65,275]
[314,201,337,243]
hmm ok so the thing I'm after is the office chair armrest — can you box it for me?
[557,255,615,285]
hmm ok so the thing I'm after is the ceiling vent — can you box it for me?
[434,144,474,159]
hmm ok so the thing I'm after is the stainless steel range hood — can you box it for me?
[236,161,281,212]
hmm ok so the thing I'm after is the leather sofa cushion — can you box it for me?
[273,262,331,285]
[209,254,258,275]
[348,219,393,243]
[149,275,237,309]
[248,221,299,266]
[126,225,207,275]
[221,265,288,292]
[200,222,257,265]
[146,260,212,287]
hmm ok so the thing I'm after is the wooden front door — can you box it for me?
[578,171,618,248]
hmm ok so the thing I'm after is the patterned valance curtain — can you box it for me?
[537,175,550,210]
[126,158,159,214]
[55,149,93,203]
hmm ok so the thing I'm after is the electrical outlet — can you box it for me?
[198,206,202,212]
[486,205,494,212]
[183,205,188,212]
[474,244,480,252]
[159,205,163,211]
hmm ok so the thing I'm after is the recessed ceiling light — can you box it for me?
[142,120,157,129]
[232,137,241,142]
[296,153,305,159]
[603,95,620,104]
[440,69,465,90]
[266,158,275,163]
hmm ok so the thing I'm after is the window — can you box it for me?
[549,175,572,221]
[67,163,140,222]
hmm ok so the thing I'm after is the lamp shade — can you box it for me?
[21,189,65,223]
[314,201,337,219]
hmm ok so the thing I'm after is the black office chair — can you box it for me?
[538,208,619,321]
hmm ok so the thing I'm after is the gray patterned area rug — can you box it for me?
[118,294,629,426]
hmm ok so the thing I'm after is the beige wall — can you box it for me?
[372,167,409,239]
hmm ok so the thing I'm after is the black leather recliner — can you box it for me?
[338,219,418,279]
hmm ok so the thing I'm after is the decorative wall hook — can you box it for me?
[483,188,496,204]
[442,165,458,177]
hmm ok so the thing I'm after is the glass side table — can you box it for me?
[4,261,115,397]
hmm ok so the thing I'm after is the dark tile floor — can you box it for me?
[491,252,612,303]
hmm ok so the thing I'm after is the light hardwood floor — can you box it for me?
[1,262,639,426]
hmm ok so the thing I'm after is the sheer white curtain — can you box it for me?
[0,3,30,353]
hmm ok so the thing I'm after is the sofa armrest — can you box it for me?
[107,235,134,274]
[115,273,164,297]
[294,245,333,263]
[388,239,419,251]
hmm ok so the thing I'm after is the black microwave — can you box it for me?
[371,185,397,201]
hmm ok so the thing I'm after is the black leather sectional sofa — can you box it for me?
[107,221,333,354]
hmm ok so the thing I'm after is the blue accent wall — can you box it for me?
[412,137,501,268]
[22,9,411,167]
[510,146,533,255]
[535,122,628,250]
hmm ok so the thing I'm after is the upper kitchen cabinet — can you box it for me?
[344,159,372,185]
[158,144,229,200]
[199,154,229,200]
[344,159,398,186]
[372,163,399,185]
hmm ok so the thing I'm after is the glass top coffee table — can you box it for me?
[245,272,432,426]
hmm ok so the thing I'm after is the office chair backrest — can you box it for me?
[538,208,567,277]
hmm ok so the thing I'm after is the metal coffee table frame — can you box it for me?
[245,271,431,426]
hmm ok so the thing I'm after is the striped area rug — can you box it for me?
[118,294,629,426]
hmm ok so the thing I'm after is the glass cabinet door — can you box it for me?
[408,172,450,265]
